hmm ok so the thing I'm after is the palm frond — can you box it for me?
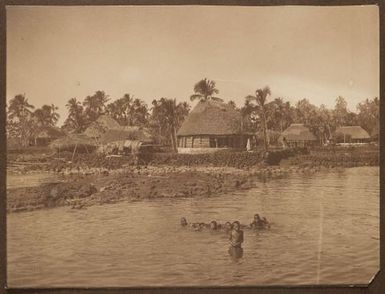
[190,94,203,102]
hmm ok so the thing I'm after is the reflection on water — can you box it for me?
[7,167,379,287]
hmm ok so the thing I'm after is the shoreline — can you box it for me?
[7,163,378,214]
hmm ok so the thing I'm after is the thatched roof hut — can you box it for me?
[280,123,317,147]
[33,126,65,146]
[177,100,248,151]
[178,100,242,136]
[83,115,121,139]
[281,124,317,141]
[100,126,153,144]
[334,126,370,143]
[50,133,97,153]
[36,126,65,139]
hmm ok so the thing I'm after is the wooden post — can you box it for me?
[72,143,78,162]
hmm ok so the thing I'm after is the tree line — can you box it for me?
[7,78,379,150]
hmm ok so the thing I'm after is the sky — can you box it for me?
[7,5,379,126]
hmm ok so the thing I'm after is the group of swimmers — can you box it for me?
[181,214,269,259]
[180,213,270,232]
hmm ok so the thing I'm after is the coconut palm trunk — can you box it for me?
[262,110,268,151]
[170,124,178,153]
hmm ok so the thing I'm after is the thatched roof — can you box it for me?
[177,100,242,136]
[50,133,96,151]
[280,124,317,141]
[36,126,65,139]
[335,126,370,140]
[99,126,153,144]
[83,115,120,138]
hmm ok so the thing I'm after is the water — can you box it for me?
[7,167,379,287]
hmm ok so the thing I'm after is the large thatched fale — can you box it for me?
[50,133,97,153]
[83,115,121,139]
[279,123,317,147]
[177,100,251,151]
[334,126,371,143]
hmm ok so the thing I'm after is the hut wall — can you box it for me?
[193,137,210,148]
[177,135,249,150]
[177,136,210,148]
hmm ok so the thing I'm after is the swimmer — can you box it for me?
[209,220,218,231]
[199,222,207,230]
[180,217,188,227]
[250,214,264,229]
[191,222,200,230]
[261,217,271,229]
[229,221,244,248]
[224,221,233,233]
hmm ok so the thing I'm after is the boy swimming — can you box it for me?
[250,213,270,229]
[229,221,244,248]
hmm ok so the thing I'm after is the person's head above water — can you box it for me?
[254,214,261,221]
[180,217,188,226]
[209,221,217,230]
[225,222,232,230]
[232,221,241,231]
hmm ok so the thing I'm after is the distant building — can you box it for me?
[334,126,370,143]
[177,100,252,153]
[33,126,65,146]
[279,123,317,148]
[83,115,121,141]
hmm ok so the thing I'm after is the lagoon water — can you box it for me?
[7,166,379,287]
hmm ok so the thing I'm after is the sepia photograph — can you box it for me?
[6,4,380,288]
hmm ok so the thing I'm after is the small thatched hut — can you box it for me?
[279,123,317,148]
[177,100,251,153]
[99,126,153,145]
[334,126,371,143]
[50,133,97,154]
[33,126,65,146]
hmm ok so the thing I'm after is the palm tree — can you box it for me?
[150,98,190,151]
[8,94,34,121]
[131,98,149,126]
[106,94,149,126]
[7,94,35,147]
[34,104,59,127]
[64,98,85,132]
[83,91,109,123]
[190,78,221,102]
[245,86,271,151]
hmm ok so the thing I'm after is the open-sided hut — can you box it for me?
[97,127,153,154]
[33,126,65,146]
[334,126,371,143]
[177,100,251,153]
[50,133,97,154]
[83,115,121,142]
[279,123,317,148]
